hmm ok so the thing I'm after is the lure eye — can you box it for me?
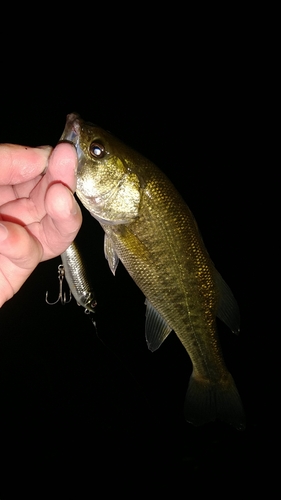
[89,141,105,158]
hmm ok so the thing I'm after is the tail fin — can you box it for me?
[184,372,245,430]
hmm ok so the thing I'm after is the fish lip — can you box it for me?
[59,113,83,173]
[59,112,82,145]
[67,112,81,123]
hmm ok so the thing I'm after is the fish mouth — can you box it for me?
[59,112,81,146]
[60,112,126,203]
[59,113,88,169]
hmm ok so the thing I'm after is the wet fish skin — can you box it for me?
[60,113,245,429]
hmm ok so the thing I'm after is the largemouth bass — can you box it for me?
[61,113,245,429]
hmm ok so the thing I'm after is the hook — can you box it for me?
[45,264,72,305]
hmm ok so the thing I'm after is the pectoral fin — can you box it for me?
[215,270,240,334]
[104,234,119,275]
[145,299,172,351]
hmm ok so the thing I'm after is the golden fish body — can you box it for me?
[61,113,245,429]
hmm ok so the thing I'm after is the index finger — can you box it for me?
[0,144,52,185]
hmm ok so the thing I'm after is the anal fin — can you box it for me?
[145,299,172,352]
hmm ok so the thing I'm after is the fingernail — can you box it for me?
[0,223,8,242]
[70,198,79,215]
[36,146,52,175]
[68,191,79,215]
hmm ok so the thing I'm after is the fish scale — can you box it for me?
[60,113,245,430]
[103,174,221,371]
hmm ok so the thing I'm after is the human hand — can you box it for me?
[0,142,82,307]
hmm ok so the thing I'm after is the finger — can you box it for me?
[42,183,82,258]
[0,184,16,205]
[0,182,82,249]
[0,197,41,225]
[0,184,81,229]
[0,144,52,185]
[44,182,82,237]
[29,142,78,220]
[0,221,42,266]
[27,183,82,261]
[0,221,43,307]
[45,142,78,192]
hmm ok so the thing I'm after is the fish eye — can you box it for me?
[89,141,105,158]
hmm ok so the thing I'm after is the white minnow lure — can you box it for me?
[46,241,96,314]
[60,241,97,314]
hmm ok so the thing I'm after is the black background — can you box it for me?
[0,13,274,498]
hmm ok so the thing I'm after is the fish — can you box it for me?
[61,241,97,314]
[60,112,245,430]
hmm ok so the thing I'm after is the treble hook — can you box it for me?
[45,264,72,305]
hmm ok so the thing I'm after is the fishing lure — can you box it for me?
[46,241,97,315]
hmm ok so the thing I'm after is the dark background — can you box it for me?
[0,14,274,498]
